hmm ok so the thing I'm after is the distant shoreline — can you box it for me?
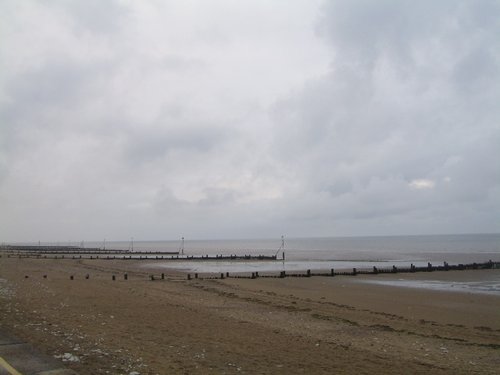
[4,232,500,244]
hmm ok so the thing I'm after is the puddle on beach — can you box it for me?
[142,259,430,274]
[355,278,500,296]
[0,278,14,298]
[141,259,500,296]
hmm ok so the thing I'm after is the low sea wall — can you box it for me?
[187,260,500,280]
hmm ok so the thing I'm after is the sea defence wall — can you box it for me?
[7,258,499,282]
[0,245,178,256]
[186,260,500,280]
[0,245,277,261]
[0,246,497,281]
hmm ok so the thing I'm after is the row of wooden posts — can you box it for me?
[24,273,166,281]
[0,245,177,254]
[4,254,276,261]
[20,260,498,282]
[187,260,498,280]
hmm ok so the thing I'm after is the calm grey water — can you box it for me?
[355,278,500,296]
[81,233,499,260]
[77,233,500,272]
[17,234,500,294]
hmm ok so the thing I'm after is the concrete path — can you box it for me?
[0,330,76,375]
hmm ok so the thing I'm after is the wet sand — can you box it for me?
[1,257,499,374]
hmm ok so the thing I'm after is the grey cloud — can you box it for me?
[0,0,498,241]
[324,180,353,198]
[54,0,128,35]
[124,125,229,164]
[267,0,500,232]
[317,1,493,64]
[452,46,499,95]
[5,61,96,110]
[198,187,237,206]
[161,55,207,71]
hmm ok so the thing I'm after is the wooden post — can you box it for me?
[124,273,128,280]
[352,268,357,276]
[221,273,224,279]
[161,273,165,280]
[307,269,311,277]
[112,275,116,281]
[331,268,334,276]
[195,273,198,279]
[187,274,191,280]
[70,275,74,280]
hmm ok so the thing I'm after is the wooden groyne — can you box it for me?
[14,260,499,284]
[0,245,179,256]
[187,260,500,280]
[0,246,277,262]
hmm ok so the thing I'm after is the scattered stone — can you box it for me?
[55,352,80,362]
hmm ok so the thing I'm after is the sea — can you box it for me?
[11,233,500,295]
[77,233,500,273]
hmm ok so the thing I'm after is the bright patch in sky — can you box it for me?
[409,179,435,190]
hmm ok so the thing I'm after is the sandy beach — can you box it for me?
[1,257,499,374]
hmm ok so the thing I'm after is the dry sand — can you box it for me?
[1,257,499,374]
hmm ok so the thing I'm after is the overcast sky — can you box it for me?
[1,0,499,242]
